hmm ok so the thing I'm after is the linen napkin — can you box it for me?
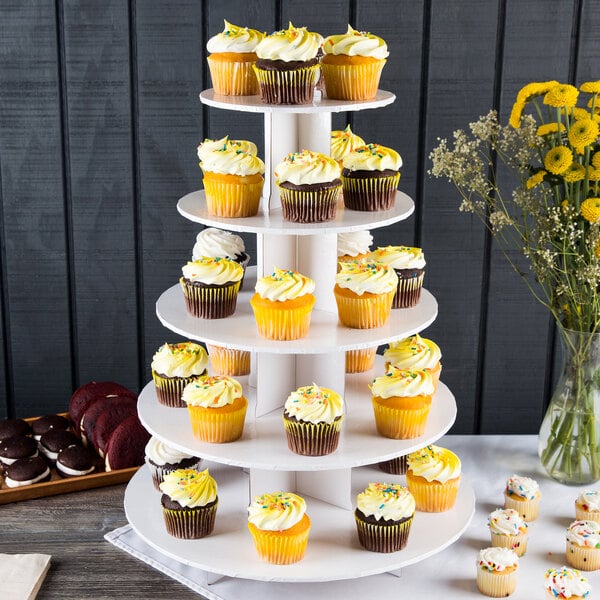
[0,554,51,600]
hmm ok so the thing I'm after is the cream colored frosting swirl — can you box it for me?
[356,483,415,522]
[206,20,264,54]
[342,143,403,172]
[505,474,539,500]
[182,375,243,408]
[255,267,315,301]
[330,126,366,162]
[337,230,373,257]
[407,445,462,483]
[181,257,243,284]
[545,566,591,598]
[477,547,518,572]
[151,342,208,378]
[488,508,528,536]
[383,335,442,370]
[256,23,322,62]
[145,436,197,466]
[284,384,344,424]
[197,136,258,162]
[201,146,265,176]
[567,520,600,547]
[323,25,389,59]
[192,228,245,261]
[247,491,307,531]
[159,468,217,508]
[577,490,600,511]
[368,246,426,269]
[275,150,341,185]
[370,366,435,398]
[335,260,398,295]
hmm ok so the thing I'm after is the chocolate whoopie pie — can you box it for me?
[56,445,96,478]
[31,414,71,441]
[39,430,80,463]
[4,456,51,488]
[0,435,39,466]
[0,418,32,441]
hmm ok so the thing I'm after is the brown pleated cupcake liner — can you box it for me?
[149,458,203,491]
[476,568,518,598]
[378,455,408,475]
[162,501,217,539]
[490,530,528,557]
[202,175,263,218]
[206,344,251,376]
[345,348,377,373]
[393,270,425,309]
[277,184,341,223]
[152,371,202,408]
[253,63,320,104]
[283,416,343,456]
[341,172,400,211]
[334,288,395,329]
[207,55,259,96]
[180,278,241,319]
[321,60,385,101]
[354,512,413,553]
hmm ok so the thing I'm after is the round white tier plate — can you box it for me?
[125,462,474,583]
[177,191,414,234]
[200,89,396,114]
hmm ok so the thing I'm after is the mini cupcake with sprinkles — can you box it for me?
[488,507,529,557]
[576,490,600,524]
[566,520,600,571]
[545,566,591,599]
[504,474,541,521]
[476,547,519,597]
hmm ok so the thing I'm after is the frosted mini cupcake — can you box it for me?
[566,520,600,571]
[488,508,529,557]
[576,490,600,524]
[504,474,541,521]
[476,547,519,597]
[545,566,591,599]
[145,436,202,491]
[384,334,442,390]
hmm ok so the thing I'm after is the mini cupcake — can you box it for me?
[488,508,529,557]
[283,383,344,456]
[354,482,415,553]
[337,229,373,265]
[192,227,250,275]
[274,150,342,223]
[370,367,434,439]
[345,347,377,373]
[250,267,316,340]
[406,445,462,512]
[341,143,402,211]
[183,375,248,443]
[321,26,388,101]
[383,334,442,390]
[378,454,408,476]
[206,344,251,377]
[368,246,426,308]
[575,490,600,524]
[253,23,322,105]
[504,474,541,521]
[180,257,244,319]
[476,547,519,598]
[545,566,591,599]
[206,20,264,96]
[566,520,600,571]
[247,491,311,564]
[145,436,203,491]
[151,341,208,408]
[334,260,398,329]
[159,468,218,539]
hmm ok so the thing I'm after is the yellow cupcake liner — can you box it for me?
[250,296,315,341]
[152,371,204,408]
[371,398,431,439]
[207,55,259,95]
[476,567,518,598]
[248,516,311,564]
[393,270,425,308]
[503,492,540,522]
[321,60,385,101]
[277,184,341,223]
[345,347,377,373]
[378,455,408,475]
[180,278,241,319]
[202,174,263,218]
[283,415,343,456]
[162,501,218,539]
[334,289,395,329]
[206,344,251,376]
[187,398,248,443]
[575,504,600,524]
[566,541,600,571]
[354,512,413,553]
[253,63,320,104]
[341,172,400,211]
[406,472,461,512]
[490,531,529,557]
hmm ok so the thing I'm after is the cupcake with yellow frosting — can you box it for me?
[159,468,218,539]
[151,341,209,408]
[355,482,415,553]
[180,257,244,319]
[182,375,248,443]
[206,20,264,96]
[342,143,402,211]
[575,490,600,524]
[283,383,344,456]
[406,445,462,512]
[545,566,591,599]
[250,267,316,340]
[334,260,398,329]
[488,508,529,557]
[370,366,435,439]
[368,246,426,308]
[197,136,258,162]
[476,547,519,597]
[503,474,541,522]
[384,334,442,390]
[274,150,342,223]
[322,25,388,100]
[331,125,366,170]
[247,491,311,564]
[253,23,323,104]
[566,520,600,571]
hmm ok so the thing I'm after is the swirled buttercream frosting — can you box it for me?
[255,23,322,62]
[488,508,528,536]
[192,228,245,261]
[335,260,398,295]
[368,246,426,269]
[342,143,403,172]
[577,490,600,511]
[151,342,208,378]
[284,384,344,424]
[255,267,315,301]
[505,474,539,500]
[567,520,600,548]
[197,136,258,162]
[181,257,243,284]
[206,20,264,54]
[248,491,307,531]
[383,335,441,370]
[182,375,243,408]
[370,367,435,398]
[330,126,366,162]
[337,230,373,257]
[201,146,265,176]
[356,483,415,522]
[275,150,341,185]
[407,445,462,483]
[323,25,389,59]
[545,566,591,598]
[159,468,217,508]
[477,547,518,572]
[145,436,196,466]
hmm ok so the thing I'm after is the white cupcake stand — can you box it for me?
[124,90,475,596]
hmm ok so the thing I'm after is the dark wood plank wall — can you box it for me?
[1,0,598,433]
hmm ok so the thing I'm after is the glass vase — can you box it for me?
[538,327,600,485]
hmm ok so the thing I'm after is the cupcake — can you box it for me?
[206,20,264,96]
[331,125,366,170]
[206,345,251,377]
[488,508,529,557]
[151,341,208,408]
[145,436,203,491]
[354,482,415,553]
[476,547,519,597]
[179,257,243,319]
[334,260,398,329]
[321,26,388,101]
[345,347,377,373]
[406,445,462,512]
[250,267,316,340]
[504,474,541,521]
[575,490,600,524]
[566,520,600,571]
[283,383,344,456]
[370,367,434,439]
[247,491,311,564]
[192,227,250,274]
[337,229,373,265]
[159,468,218,539]
[253,23,322,105]
[378,454,408,475]
[368,246,426,308]
[545,566,591,599]
[383,334,442,390]
[341,143,402,211]
[197,136,258,161]
[182,375,248,443]
[274,150,341,223]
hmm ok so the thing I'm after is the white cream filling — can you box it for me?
[5,465,51,488]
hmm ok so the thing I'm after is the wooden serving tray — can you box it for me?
[0,413,140,504]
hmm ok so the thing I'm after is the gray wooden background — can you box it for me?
[1,0,598,433]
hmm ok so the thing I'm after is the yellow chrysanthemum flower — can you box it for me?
[568,118,599,148]
[510,81,559,128]
[588,169,600,182]
[573,107,600,122]
[543,146,573,175]
[526,170,546,189]
[581,81,600,94]
[564,163,586,182]
[581,198,600,223]
[536,122,565,136]
[509,101,525,129]
[592,153,600,169]
[544,84,579,108]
